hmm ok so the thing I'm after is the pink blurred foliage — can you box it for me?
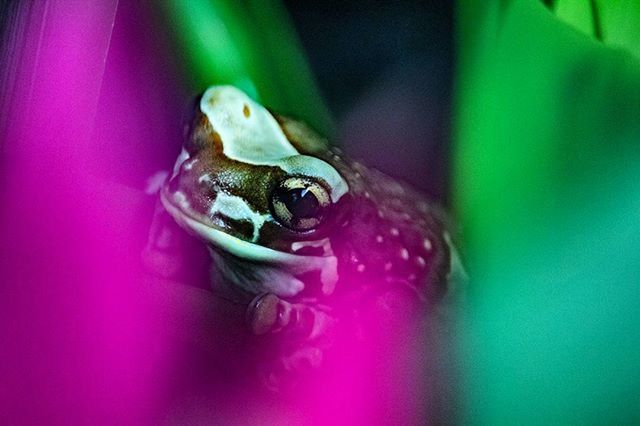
[0,1,178,422]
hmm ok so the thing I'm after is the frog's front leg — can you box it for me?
[246,293,334,339]
[246,293,336,388]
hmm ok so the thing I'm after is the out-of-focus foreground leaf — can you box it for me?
[455,0,640,423]
[161,0,334,135]
[553,0,640,59]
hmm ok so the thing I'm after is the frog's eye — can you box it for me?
[270,177,331,232]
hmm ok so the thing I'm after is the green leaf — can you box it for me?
[454,0,640,422]
[598,0,640,60]
[554,0,598,39]
[161,0,334,135]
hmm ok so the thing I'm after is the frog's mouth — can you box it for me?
[160,186,338,296]
[161,185,308,264]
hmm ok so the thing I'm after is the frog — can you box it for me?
[156,85,460,386]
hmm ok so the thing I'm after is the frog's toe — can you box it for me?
[246,293,281,335]
[246,293,333,341]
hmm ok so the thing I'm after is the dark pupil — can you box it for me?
[283,187,321,218]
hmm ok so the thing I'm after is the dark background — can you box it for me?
[285,1,453,203]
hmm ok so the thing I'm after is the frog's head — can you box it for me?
[161,86,350,297]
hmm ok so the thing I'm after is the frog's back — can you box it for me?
[276,114,452,302]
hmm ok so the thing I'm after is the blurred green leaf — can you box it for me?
[554,0,598,39]
[597,0,640,59]
[550,0,640,60]
[455,0,640,423]
[162,0,334,135]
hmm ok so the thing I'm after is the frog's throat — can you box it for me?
[199,85,348,203]
[160,189,338,296]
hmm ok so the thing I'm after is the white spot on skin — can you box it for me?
[357,264,365,273]
[384,262,392,271]
[390,227,400,237]
[378,210,385,219]
[319,257,338,295]
[364,191,371,199]
[291,238,334,257]
[203,87,297,161]
[209,193,272,243]
[375,235,384,243]
[198,174,211,184]
[173,191,190,209]
[400,248,409,260]
[423,239,432,251]
[183,158,197,170]
[415,256,426,268]
[200,86,349,202]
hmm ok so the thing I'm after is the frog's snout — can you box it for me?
[166,175,214,219]
[166,173,181,194]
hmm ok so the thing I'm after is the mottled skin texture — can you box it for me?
[275,115,451,302]
[159,87,453,385]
